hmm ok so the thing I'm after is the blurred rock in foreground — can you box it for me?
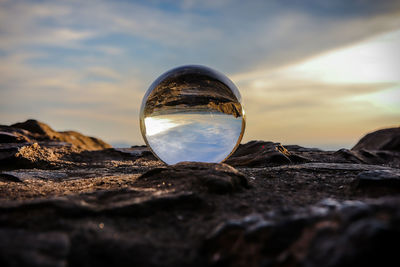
[0,121,399,267]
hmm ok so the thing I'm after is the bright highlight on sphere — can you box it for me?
[139,65,246,165]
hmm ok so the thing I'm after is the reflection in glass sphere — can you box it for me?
[139,65,245,165]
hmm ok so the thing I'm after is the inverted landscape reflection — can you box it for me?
[140,65,245,165]
[145,112,243,165]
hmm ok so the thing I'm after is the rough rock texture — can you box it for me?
[0,120,112,169]
[226,141,310,167]
[136,162,249,194]
[341,127,400,168]
[203,198,400,267]
[0,122,399,267]
[352,127,400,151]
[2,119,111,150]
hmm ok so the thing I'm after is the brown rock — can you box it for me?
[226,141,297,167]
[0,131,30,143]
[12,119,59,139]
[1,143,60,169]
[6,119,111,150]
[136,162,249,194]
[334,148,400,168]
[353,169,400,196]
[352,127,400,152]
[1,119,400,267]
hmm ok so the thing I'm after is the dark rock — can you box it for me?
[334,148,400,168]
[226,141,293,167]
[1,119,400,267]
[0,229,69,267]
[287,153,312,163]
[114,146,156,159]
[0,131,30,143]
[0,143,59,169]
[202,198,400,267]
[306,218,400,267]
[0,173,23,183]
[272,162,393,171]
[334,149,366,163]
[284,145,322,153]
[12,119,59,137]
[0,190,205,218]
[137,162,249,194]
[1,170,69,181]
[0,146,19,162]
[355,170,400,190]
[230,141,285,158]
[9,119,111,150]
[352,127,400,152]
[1,144,148,171]
[68,231,156,267]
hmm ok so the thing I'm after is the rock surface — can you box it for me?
[0,122,399,267]
[1,119,111,150]
[352,127,400,151]
[136,162,249,194]
[226,141,310,167]
[203,197,400,267]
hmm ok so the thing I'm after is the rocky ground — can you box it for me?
[1,120,399,267]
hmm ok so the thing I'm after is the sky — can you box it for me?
[145,113,243,164]
[0,0,399,150]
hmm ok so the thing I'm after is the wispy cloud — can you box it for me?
[0,0,399,148]
[233,29,400,149]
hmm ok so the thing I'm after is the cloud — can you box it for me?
[1,0,400,148]
[2,0,400,71]
[0,48,145,144]
[94,46,124,56]
[240,81,399,150]
[0,1,94,50]
[231,29,400,149]
[85,67,122,81]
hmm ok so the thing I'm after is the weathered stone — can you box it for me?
[137,162,249,194]
[7,119,111,150]
[226,141,292,167]
[202,198,400,267]
[0,131,30,143]
[0,143,59,169]
[334,148,366,163]
[271,162,394,171]
[0,229,69,267]
[68,231,156,267]
[0,173,23,183]
[355,170,400,190]
[334,148,400,167]
[0,119,400,267]
[1,170,69,181]
[0,190,204,218]
[114,146,153,157]
[352,127,400,152]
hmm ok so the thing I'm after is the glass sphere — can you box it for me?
[139,65,245,165]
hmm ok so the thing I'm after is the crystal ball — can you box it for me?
[139,65,245,165]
